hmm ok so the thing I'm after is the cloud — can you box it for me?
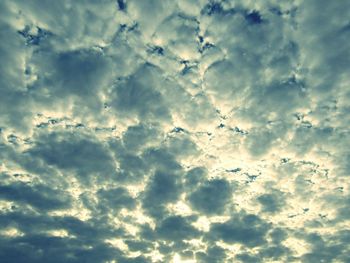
[155,215,199,241]
[207,213,270,248]
[0,0,349,261]
[196,245,226,263]
[257,190,286,214]
[27,131,115,184]
[97,187,136,212]
[109,64,171,121]
[0,182,71,212]
[122,124,161,153]
[188,178,232,215]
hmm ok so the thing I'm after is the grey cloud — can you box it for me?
[248,78,306,118]
[208,214,270,247]
[28,48,113,118]
[0,16,32,133]
[11,0,120,50]
[188,178,232,215]
[203,59,248,109]
[196,245,226,263]
[118,256,149,263]
[27,132,115,183]
[142,170,182,218]
[127,0,175,37]
[257,190,286,214]
[299,231,350,263]
[46,49,111,97]
[141,147,182,172]
[269,228,288,244]
[0,232,125,263]
[1,0,349,261]
[296,0,350,97]
[0,182,71,212]
[122,123,161,153]
[97,187,136,212]
[155,215,199,241]
[245,127,276,157]
[109,64,171,121]
[106,126,159,182]
[124,239,152,253]
[184,167,207,188]
[235,253,260,263]
[153,14,200,59]
[259,245,291,260]
[164,134,199,159]
[0,211,121,246]
[117,153,150,181]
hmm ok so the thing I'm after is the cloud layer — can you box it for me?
[1,0,350,262]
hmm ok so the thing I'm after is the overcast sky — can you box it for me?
[0,0,350,262]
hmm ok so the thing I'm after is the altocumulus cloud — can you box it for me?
[0,0,350,262]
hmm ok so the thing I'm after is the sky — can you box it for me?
[0,0,350,262]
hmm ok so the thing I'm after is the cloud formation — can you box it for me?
[0,0,349,262]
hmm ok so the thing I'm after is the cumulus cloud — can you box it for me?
[188,178,232,215]
[0,0,349,262]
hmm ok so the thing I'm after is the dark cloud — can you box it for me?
[0,182,71,212]
[97,187,136,212]
[188,178,232,215]
[245,11,263,25]
[257,190,286,214]
[124,239,152,253]
[164,135,198,159]
[299,231,350,262]
[208,214,270,247]
[269,228,288,244]
[122,124,161,152]
[0,0,349,261]
[117,153,150,181]
[196,245,227,263]
[0,16,32,133]
[0,234,122,263]
[49,49,111,96]
[141,147,182,172]
[259,245,291,260]
[184,167,207,188]
[155,215,199,241]
[142,170,182,218]
[110,64,171,121]
[235,253,260,263]
[27,132,116,183]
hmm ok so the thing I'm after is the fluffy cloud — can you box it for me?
[0,0,349,262]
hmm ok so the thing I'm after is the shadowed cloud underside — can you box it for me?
[0,0,350,262]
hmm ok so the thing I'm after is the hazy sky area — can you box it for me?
[0,0,350,262]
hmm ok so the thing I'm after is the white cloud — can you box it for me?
[0,0,349,262]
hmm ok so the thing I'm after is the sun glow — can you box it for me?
[172,253,196,263]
